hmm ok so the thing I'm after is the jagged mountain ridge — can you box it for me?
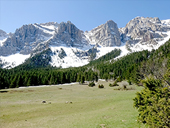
[0,17,170,69]
[120,17,170,51]
[85,20,121,46]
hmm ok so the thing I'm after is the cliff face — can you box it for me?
[0,21,89,56]
[119,17,170,47]
[47,21,89,48]
[85,20,121,47]
[0,24,53,56]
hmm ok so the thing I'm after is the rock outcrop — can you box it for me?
[85,20,121,47]
[47,21,88,48]
[0,21,90,56]
[119,17,170,46]
[0,24,52,56]
[0,29,8,38]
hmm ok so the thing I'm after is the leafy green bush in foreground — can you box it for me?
[133,77,170,128]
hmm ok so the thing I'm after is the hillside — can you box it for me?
[0,39,170,89]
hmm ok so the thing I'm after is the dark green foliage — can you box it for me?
[15,48,53,70]
[133,77,170,128]
[88,49,121,65]
[109,81,119,87]
[127,79,132,85]
[103,73,109,81]
[109,83,112,87]
[88,82,95,87]
[80,75,85,84]
[98,84,104,88]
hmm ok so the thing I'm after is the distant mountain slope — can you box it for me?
[0,39,169,89]
[0,17,170,69]
[91,39,170,83]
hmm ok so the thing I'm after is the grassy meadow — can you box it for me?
[0,80,146,128]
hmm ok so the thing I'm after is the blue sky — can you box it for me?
[0,0,170,33]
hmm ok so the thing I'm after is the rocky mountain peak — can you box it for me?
[119,16,170,52]
[124,17,167,35]
[85,20,121,47]
[46,21,88,48]
[1,17,170,69]
[40,22,58,26]
[57,21,80,35]
[105,20,117,26]
[0,29,8,38]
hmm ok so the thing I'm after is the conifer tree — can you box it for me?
[80,75,85,84]
[133,77,170,128]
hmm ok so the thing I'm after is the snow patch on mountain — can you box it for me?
[155,31,170,49]
[0,37,8,46]
[49,43,130,68]
[0,53,30,69]
[130,31,170,52]
[33,23,56,35]
[161,19,170,26]
[50,46,89,68]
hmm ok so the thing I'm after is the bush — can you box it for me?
[109,80,119,87]
[88,82,95,87]
[113,82,119,86]
[109,83,113,87]
[98,84,104,88]
[133,77,170,128]
[109,83,118,87]
[127,79,132,85]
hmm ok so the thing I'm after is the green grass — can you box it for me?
[0,81,146,128]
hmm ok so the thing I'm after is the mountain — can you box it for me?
[85,20,121,46]
[1,39,170,89]
[0,17,170,69]
[0,29,8,46]
[119,17,170,51]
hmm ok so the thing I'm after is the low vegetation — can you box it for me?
[0,81,145,128]
[133,73,170,128]
[88,82,95,87]
[98,84,104,88]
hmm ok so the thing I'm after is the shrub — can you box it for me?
[133,77,170,128]
[116,77,122,82]
[109,83,113,87]
[98,84,104,88]
[127,79,132,85]
[88,82,95,87]
[113,82,119,86]
[109,82,119,87]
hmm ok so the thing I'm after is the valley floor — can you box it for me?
[0,80,146,128]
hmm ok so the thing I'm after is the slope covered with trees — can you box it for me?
[0,39,170,89]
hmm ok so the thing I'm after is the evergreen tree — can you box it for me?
[80,75,85,84]
[27,77,32,86]
[10,75,17,88]
[133,77,170,128]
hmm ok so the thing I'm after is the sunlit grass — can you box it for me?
[0,81,146,128]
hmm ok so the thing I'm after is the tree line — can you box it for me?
[0,67,99,89]
[0,39,170,89]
